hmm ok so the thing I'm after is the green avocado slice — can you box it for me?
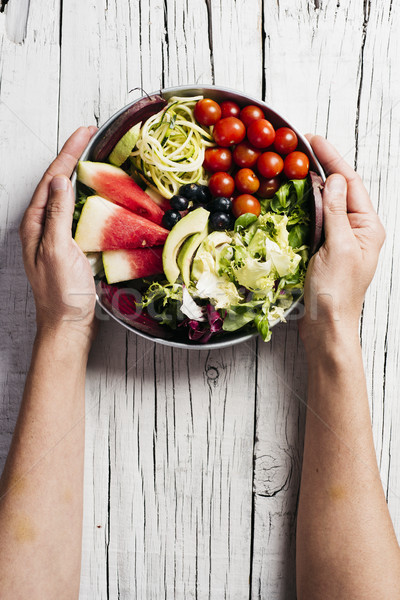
[177,224,209,287]
[109,123,141,166]
[162,207,210,284]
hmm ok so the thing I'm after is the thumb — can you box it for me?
[43,175,74,245]
[322,174,351,243]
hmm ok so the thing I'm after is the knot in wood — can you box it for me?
[254,451,292,498]
[206,365,219,381]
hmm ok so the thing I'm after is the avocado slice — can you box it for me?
[162,207,210,284]
[109,122,141,166]
[177,224,209,287]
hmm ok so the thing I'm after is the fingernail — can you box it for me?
[51,176,68,191]
[326,174,346,193]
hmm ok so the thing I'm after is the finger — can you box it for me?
[322,174,352,243]
[30,126,95,211]
[20,126,96,264]
[308,135,373,214]
[42,175,75,246]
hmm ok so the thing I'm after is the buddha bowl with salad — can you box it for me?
[72,86,324,348]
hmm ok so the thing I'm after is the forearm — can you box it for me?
[0,327,89,600]
[297,328,400,599]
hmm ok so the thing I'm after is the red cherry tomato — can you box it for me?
[274,127,298,155]
[208,172,235,197]
[283,151,310,179]
[257,152,284,179]
[203,147,232,172]
[232,194,261,218]
[235,168,260,194]
[257,176,280,199]
[213,117,246,147]
[240,105,264,127]
[233,141,261,168]
[220,101,240,118]
[247,119,276,149]
[194,98,221,126]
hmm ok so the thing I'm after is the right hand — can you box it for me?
[299,135,385,352]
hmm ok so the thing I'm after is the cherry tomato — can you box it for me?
[240,105,264,127]
[283,151,310,179]
[203,148,232,172]
[257,152,284,179]
[232,194,261,218]
[257,176,280,199]
[233,141,261,168]
[235,168,260,194]
[220,101,240,118]
[274,127,298,155]
[247,119,276,149]
[208,172,235,197]
[213,117,246,147]
[194,98,221,126]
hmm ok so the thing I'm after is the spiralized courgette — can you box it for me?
[130,96,215,199]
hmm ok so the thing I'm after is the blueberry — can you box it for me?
[207,196,232,214]
[179,183,212,204]
[197,185,212,204]
[209,211,233,231]
[162,209,182,230]
[170,194,189,211]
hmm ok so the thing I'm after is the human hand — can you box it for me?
[19,126,98,348]
[299,135,385,353]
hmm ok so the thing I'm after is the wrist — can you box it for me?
[300,319,361,361]
[35,321,95,359]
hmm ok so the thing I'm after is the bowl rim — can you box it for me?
[71,84,325,350]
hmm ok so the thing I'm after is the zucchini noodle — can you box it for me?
[130,96,215,199]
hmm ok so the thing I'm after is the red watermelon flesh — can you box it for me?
[78,161,165,225]
[75,195,168,252]
[103,247,163,284]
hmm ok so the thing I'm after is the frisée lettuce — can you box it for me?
[140,176,311,342]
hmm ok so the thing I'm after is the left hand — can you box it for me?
[19,126,98,347]
[298,135,385,353]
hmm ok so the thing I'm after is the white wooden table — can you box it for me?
[1,1,400,598]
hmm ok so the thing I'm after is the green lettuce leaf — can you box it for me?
[141,281,185,327]
[288,223,310,249]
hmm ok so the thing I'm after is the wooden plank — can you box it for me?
[252,325,306,599]
[252,1,366,597]
[356,0,400,536]
[0,0,60,466]
[58,1,260,598]
[151,3,263,594]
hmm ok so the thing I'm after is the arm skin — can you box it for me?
[0,127,97,600]
[297,136,400,598]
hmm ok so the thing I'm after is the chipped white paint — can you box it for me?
[2,0,31,45]
[1,1,400,599]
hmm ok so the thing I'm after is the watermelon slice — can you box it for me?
[74,195,168,252]
[77,161,165,225]
[103,247,163,284]
[144,186,171,212]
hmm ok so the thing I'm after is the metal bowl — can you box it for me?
[72,85,325,350]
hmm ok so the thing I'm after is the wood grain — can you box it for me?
[1,0,399,598]
[0,0,60,464]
